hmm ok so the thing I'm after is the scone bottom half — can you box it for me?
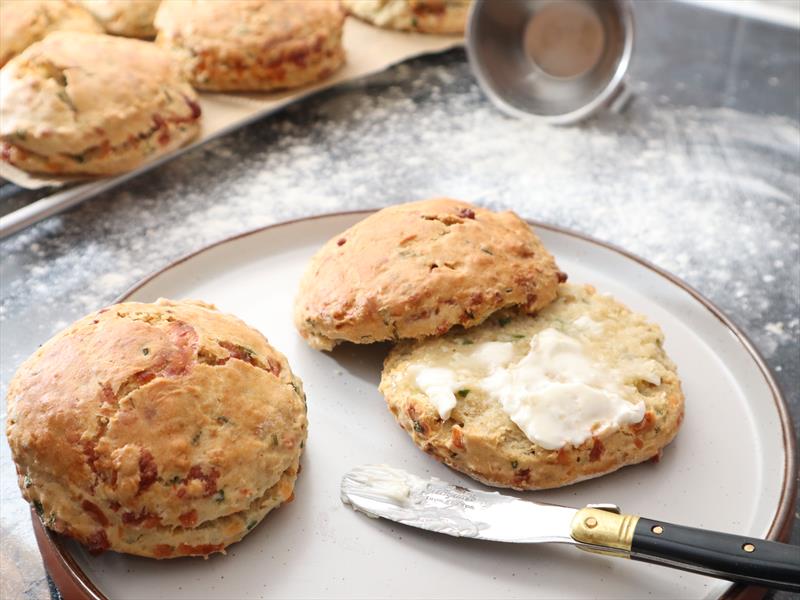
[294,198,567,351]
[5,299,307,559]
[380,284,686,491]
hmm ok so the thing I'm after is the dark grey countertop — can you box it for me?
[1,2,797,599]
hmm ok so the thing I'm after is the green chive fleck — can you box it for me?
[33,500,44,517]
[271,433,279,447]
[511,460,519,469]
[216,416,229,424]
[142,348,150,356]
[461,339,474,346]
[413,421,425,434]
[215,490,225,503]
[191,431,201,445]
[456,389,470,398]
[23,475,32,488]
[498,316,512,327]
[247,521,257,531]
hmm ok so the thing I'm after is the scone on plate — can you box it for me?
[0,31,201,176]
[80,0,161,38]
[344,0,471,34]
[294,198,566,351]
[380,283,684,490]
[6,299,307,558]
[155,0,346,92]
[0,0,103,67]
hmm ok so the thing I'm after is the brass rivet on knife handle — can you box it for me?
[571,507,640,558]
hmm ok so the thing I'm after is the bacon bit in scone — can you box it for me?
[556,447,571,465]
[185,465,220,497]
[185,97,202,120]
[337,238,347,246]
[451,427,465,450]
[557,271,568,283]
[122,510,161,528]
[457,207,475,219]
[81,500,109,527]
[630,411,655,433]
[107,501,121,512]
[86,529,110,554]
[649,451,663,463]
[179,509,198,527]
[177,543,223,556]
[633,437,644,449]
[513,468,531,486]
[589,437,605,462]
[154,544,174,558]
[137,449,158,494]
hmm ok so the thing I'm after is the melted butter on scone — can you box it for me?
[409,328,657,450]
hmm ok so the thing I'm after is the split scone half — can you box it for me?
[344,0,471,34]
[6,299,307,558]
[80,0,161,38]
[0,31,201,176]
[0,0,103,67]
[380,283,685,490]
[155,0,346,92]
[294,198,566,351]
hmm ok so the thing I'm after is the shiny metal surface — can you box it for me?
[341,465,579,544]
[466,0,634,124]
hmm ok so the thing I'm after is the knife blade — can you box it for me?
[341,465,800,592]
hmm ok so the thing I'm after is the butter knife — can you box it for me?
[340,465,799,592]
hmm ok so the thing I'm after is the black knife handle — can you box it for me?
[630,517,800,592]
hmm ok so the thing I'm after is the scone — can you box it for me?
[80,0,161,38]
[0,0,103,67]
[344,0,471,34]
[380,283,684,490]
[154,0,346,92]
[6,299,307,558]
[0,31,201,176]
[294,198,566,351]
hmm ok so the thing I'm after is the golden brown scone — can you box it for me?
[6,299,307,559]
[380,284,685,490]
[0,31,201,176]
[343,0,470,34]
[0,0,103,67]
[154,0,346,92]
[294,198,565,351]
[80,0,161,38]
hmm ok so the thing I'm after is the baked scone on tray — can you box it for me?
[155,0,346,92]
[0,31,201,176]
[6,299,307,558]
[344,0,471,34]
[0,0,103,67]
[380,283,685,490]
[294,198,567,351]
[80,0,161,38]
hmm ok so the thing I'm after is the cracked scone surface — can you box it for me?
[0,0,103,67]
[80,0,161,38]
[155,0,346,91]
[6,299,307,558]
[344,0,470,34]
[380,284,685,490]
[294,198,565,350]
[0,31,201,176]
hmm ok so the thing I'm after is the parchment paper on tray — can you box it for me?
[0,19,462,190]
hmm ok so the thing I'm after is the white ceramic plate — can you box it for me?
[40,213,795,600]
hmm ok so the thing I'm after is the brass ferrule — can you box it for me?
[570,507,640,558]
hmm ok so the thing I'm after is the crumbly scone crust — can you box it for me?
[380,284,685,490]
[294,198,565,350]
[0,0,103,67]
[80,0,161,38]
[343,0,470,34]
[155,0,346,92]
[6,299,307,558]
[0,31,201,176]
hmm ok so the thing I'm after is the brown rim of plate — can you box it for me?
[29,210,796,600]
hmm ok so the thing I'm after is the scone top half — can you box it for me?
[0,31,201,175]
[380,284,685,490]
[295,198,566,350]
[6,299,307,558]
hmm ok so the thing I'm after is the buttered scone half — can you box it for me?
[80,0,161,38]
[6,299,307,558]
[294,198,566,351]
[0,32,201,176]
[0,0,103,67]
[344,0,471,34]
[155,0,346,92]
[380,284,684,490]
